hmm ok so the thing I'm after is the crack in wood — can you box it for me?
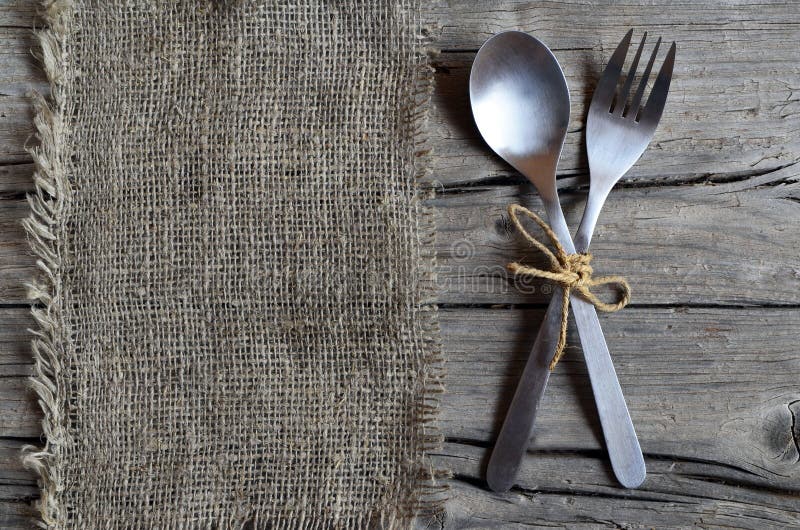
[438,436,800,492]
[427,160,800,195]
[450,473,699,506]
[437,302,800,310]
[788,399,800,465]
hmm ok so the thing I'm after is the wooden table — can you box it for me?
[0,1,798,527]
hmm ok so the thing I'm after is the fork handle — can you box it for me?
[573,188,646,487]
[571,296,646,488]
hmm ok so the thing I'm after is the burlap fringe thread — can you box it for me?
[21,0,72,527]
[506,204,631,370]
[403,10,451,523]
[20,1,449,528]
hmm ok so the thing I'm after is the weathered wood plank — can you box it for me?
[0,164,33,192]
[2,305,798,489]
[0,27,46,166]
[0,4,798,185]
[0,439,35,485]
[0,377,39,438]
[434,165,800,305]
[0,496,35,530]
[0,28,45,96]
[424,0,800,185]
[0,96,36,165]
[428,0,800,50]
[0,439,47,530]
[0,199,34,304]
[0,167,798,305]
[0,308,32,377]
[421,444,800,529]
[428,48,800,186]
[0,1,36,28]
[12,302,797,522]
[0,309,39,439]
[437,306,800,490]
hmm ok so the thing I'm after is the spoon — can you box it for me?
[470,31,645,491]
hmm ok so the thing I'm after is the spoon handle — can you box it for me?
[486,198,577,493]
[486,289,564,492]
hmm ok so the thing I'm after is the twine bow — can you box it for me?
[506,204,631,370]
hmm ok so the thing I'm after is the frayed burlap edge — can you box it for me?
[376,6,449,527]
[400,17,450,527]
[21,0,72,528]
[20,1,448,528]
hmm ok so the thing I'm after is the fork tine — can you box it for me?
[638,42,676,126]
[627,37,661,118]
[592,29,633,112]
[613,32,647,117]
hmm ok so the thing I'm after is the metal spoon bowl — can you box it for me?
[470,31,570,203]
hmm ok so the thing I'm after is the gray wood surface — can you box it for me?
[0,1,798,528]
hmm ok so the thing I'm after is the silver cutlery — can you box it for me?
[469,30,584,492]
[577,31,675,251]
[470,30,675,491]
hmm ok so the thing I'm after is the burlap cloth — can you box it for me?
[23,1,443,527]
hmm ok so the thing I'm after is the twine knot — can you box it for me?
[561,253,593,285]
[506,204,631,370]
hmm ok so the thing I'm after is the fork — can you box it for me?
[562,30,675,487]
[487,31,675,491]
[576,31,676,251]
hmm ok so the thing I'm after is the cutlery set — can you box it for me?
[469,30,676,490]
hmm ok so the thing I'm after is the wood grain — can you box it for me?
[0,165,795,306]
[0,305,799,526]
[0,5,798,183]
[434,166,800,306]
[425,1,800,185]
[0,1,36,28]
[423,444,800,529]
[437,307,800,489]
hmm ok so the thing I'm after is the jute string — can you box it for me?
[506,204,631,370]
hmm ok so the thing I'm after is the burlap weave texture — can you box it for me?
[24,1,442,528]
